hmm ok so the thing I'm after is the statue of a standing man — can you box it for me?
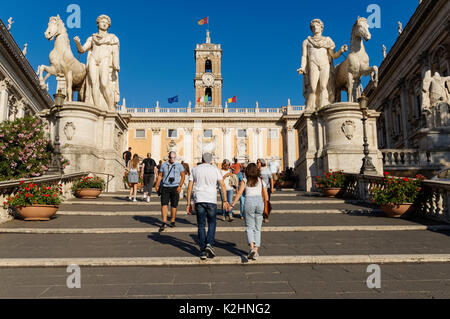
[297,19,347,110]
[74,15,120,111]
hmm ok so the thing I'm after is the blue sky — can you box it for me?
[2,0,418,108]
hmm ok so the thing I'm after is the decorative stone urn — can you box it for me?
[380,204,414,218]
[17,205,59,221]
[75,189,102,199]
[323,188,342,198]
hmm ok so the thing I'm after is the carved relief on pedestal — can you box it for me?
[341,120,356,140]
[64,122,76,141]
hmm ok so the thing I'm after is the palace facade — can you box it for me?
[364,0,449,176]
[0,19,53,121]
[121,32,304,169]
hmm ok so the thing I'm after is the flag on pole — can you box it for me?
[198,17,209,26]
[168,96,179,104]
[228,96,237,104]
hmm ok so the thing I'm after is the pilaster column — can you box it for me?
[0,79,10,121]
[398,77,410,147]
[287,125,296,169]
[151,128,161,162]
[252,128,259,162]
[383,100,393,148]
[184,128,193,166]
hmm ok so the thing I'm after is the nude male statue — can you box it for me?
[74,15,120,111]
[297,19,348,110]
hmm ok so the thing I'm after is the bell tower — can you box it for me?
[194,30,223,107]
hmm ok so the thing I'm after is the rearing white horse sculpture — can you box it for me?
[335,17,378,103]
[39,15,86,102]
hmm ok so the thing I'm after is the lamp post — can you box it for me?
[47,89,66,175]
[359,94,377,175]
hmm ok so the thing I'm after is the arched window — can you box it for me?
[205,59,212,73]
[205,88,212,102]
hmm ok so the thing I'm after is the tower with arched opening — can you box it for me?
[194,30,223,107]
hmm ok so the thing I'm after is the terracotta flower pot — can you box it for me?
[323,188,342,198]
[16,205,59,221]
[381,203,415,218]
[76,188,102,199]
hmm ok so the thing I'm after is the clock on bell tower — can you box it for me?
[194,30,223,108]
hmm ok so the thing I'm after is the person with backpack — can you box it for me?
[126,154,140,202]
[141,153,157,203]
[231,163,269,260]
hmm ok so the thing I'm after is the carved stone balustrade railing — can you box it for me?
[116,105,304,118]
[381,149,441,170]
[0,172,88,224]
[342,173,450,224]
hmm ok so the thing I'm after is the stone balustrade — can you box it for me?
[0,172,88,224]
[381,149,442,170]
[342,173,450,224]
[117,105,304,117]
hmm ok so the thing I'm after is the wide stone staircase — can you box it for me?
[1,190,450,298]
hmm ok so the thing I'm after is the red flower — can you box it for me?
[26,193,30,198]
[19,180,25,184]
[384,172,389,176]
[402,178,409,182]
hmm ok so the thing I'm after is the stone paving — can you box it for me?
[0,190,449,298]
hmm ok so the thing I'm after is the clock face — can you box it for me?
[202,73,215,87]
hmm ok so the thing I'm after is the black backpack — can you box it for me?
[144,158,156,174]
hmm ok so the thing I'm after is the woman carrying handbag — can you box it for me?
[231,163,268,260]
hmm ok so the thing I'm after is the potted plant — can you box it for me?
[315,170,346,197]
[2,180,63,221]
[72,176,105,199]
[371,172,424,218]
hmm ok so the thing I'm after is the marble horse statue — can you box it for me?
[39,15,86,102]
[334,17,378,103]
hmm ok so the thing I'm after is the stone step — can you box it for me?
[1,254,450,267]
[1,213,439,229]
[1,230,450,259]
[1,225,450,234]
[57,209,381,216]
[65,199,363,205]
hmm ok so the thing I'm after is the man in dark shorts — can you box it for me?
[141,153,157,203]
[155,151,185,231]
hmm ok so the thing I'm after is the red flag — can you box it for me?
[198,17,209,26]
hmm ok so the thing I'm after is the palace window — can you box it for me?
[135,129,146,139]
[205,59,212,73]
[204,129,213,138]
[168,129,178,138]
[237,129,247,138]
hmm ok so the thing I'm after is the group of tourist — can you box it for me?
[122,147,281,260]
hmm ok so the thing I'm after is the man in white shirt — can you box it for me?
[186,153,230,260]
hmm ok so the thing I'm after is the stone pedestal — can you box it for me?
[57,102,130,192]
[295,103,383,191]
